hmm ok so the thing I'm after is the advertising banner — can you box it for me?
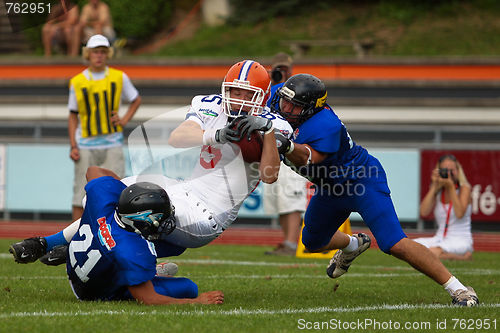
[421,150,500,222]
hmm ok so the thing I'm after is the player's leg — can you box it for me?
[159,191,223,248]
[301,188,352,253]
[389,238,478,305]
[357,180,478,306]
[152,240,186,258]
[301,186,371,277]
[10,219,80,264]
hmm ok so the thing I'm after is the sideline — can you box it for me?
[1,303,499,319]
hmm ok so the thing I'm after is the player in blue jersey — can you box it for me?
[270,73,479,307]
[35,166,223,305]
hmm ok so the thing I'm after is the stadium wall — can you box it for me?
[0,144,420,221]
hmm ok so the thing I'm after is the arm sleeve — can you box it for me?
[121,73,139,103]
[184,95,222,130]
[68,84,78,112]
[114,237,157,286]
[296,110,341,154]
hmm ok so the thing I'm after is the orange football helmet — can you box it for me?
[221,60,271,117]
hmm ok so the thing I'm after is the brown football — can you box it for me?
[236,131,263,163]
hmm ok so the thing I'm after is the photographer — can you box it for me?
[416,154,473,260]
[270,52,293,85]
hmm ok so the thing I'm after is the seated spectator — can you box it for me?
[415,154,473,260]
[42,3,79,56]
[72,0,116,54]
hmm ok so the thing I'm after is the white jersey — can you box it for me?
[121,174,221,248]
[122,94,292,248]
[184,94,292,229]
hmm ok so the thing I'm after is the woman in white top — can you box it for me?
[416,154,473,260]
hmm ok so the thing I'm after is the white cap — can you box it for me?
[86,34,110,48]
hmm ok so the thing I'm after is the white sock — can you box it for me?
[342,235,359,253]
[442,276,467,296]
[63,219,81,242]
[283,240,297,250]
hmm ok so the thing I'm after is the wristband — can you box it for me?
[264,126,275,135]
[304,145,312,165]
[285,141,294,155]
[202,128,217,145]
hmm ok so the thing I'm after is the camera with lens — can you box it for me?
[271,66,287,84]
[439,168,449,178]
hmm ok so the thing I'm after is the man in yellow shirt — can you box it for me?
[68,34,141,220]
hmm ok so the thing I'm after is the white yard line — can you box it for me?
[2,254,500,275]
[1,268,497,281]
[1,303,500,319]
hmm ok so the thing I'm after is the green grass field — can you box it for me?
[1,239,499,333]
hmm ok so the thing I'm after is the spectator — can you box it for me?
[415,154,473,260]
[269,52,293,87]
[68,34,141,220]
[72,0,116,55]
[42,3,79,56]
[264,52,308,256]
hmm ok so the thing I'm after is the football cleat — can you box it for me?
[156,262,178,277]
[326,233,371,279]
[9,237,47,264]
[39,245,68,266]
[451,286,479,307]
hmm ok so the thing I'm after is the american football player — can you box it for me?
[271,73,479,307]
[20,166,223,304]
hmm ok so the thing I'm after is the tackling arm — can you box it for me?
[128,280,224,305]
[259,131,280,184]
[285,143,328,167]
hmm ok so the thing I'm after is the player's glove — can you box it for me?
[236,116,274,140]
[215,123,240,143]
[203,117,242,145]
[274,129,294,155]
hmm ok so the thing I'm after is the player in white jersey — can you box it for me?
[161,59,292,247]
[10,60,294,264]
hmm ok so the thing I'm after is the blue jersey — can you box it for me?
[291,105,406,253]
[290,106,370,186]
[66,176,157,301]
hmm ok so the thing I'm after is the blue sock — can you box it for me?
[44,231,68,252]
